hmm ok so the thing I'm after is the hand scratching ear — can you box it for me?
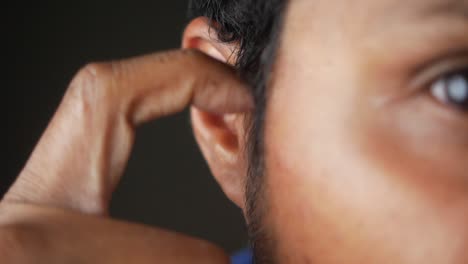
[183,17,248,209]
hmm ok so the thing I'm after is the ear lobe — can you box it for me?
[183,17,247,209]
[190,108,247,208]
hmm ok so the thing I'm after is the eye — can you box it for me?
[429,68,468,111]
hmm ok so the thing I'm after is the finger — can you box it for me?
[108,49,253,124]
[3,49,253,215]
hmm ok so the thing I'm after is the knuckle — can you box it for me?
[74,62,113,88]
[69,62,119,107]
[80,62,115,82]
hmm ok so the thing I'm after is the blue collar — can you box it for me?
[231,249,253,264]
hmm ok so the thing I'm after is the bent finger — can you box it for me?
[4,49,252,214]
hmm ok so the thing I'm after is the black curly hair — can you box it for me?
[188,1,288,263]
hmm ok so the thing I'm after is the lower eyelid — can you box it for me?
[420,92,468,125]
[389,94,468,155]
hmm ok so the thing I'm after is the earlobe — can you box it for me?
[190,108,247,207]
[183,17,247,209]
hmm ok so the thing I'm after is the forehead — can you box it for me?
[289,0,468,14]
[280,0,468,59]
[286,0,468,26]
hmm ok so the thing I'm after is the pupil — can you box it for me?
[446,72,468,109]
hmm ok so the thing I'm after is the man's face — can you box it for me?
[260,0,468,262]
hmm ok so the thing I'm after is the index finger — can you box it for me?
[96,49,254,124]
[4,49,253,214]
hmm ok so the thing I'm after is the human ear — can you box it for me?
[182,17,248,209]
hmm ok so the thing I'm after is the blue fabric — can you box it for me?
[231,249,253,264]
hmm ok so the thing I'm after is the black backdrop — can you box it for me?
[5,0,247,253]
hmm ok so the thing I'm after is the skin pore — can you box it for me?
[258,0,468,262]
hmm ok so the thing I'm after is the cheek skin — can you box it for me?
[265,71,468,263]
[263,22,468,264]
[259,1,468,261]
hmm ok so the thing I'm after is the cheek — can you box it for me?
[263,70,468,263]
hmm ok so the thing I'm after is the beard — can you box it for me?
[246,176,276,264]
[244,115,276,264]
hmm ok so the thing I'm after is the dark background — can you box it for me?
[5,0,248,253]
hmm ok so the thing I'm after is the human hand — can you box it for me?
[0,50,253,263]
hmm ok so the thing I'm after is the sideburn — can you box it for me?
[243,2,288,263]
